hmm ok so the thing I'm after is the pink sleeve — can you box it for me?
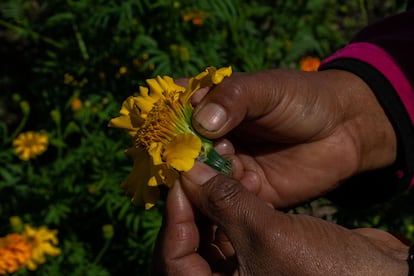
[321,42,414,126]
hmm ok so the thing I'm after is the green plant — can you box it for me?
[0,0,410,274]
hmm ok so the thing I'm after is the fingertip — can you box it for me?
[158,181,200,263]
[181,162,219,187]
[166,180,192,218]
[213,138,235,156]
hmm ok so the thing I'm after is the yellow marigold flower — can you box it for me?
[64,73,74,84]
[0,233,32,275]
[22,225,61,271]
[119,66,128,75]
[109,66,232,208]
[98,71,106,81]
[300,56,321,72]
[13,131,48,161]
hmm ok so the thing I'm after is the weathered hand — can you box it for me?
[153,162,408,275]
[192,69,397,208]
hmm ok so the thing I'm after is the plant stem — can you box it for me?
[0,19,63,49]
[4,107,29,145]
[93,238,112,265]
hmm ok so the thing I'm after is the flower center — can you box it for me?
[136,99,191,149]
[25,236,39,248]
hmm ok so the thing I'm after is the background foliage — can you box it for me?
[0,0,412,274]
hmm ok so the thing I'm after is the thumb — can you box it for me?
[192,70,341,143]
[192,70,314,139]
[192,71,281,139]
[180,162,273,238]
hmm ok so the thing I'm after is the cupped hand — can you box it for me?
[152,162,408,275]
[192,69,397,208]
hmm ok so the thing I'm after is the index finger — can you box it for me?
[152,181,211,275]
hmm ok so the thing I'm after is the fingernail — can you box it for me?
[194,103,227,132]
[182,162,218,185]
[213,139,235,155]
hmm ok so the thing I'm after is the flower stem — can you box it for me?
[199,138,232,176]
[93,237,112,265]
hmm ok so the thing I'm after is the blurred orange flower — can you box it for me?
[0,234,32,275]
[71,98,83,111]
[183,14,192,22]
[0,225,61,274]
[192,13,203,25]
[300,56,321,72]
[182,11,207,25]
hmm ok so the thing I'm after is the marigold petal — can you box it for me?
[37,134,48,145]
[181,66,232,103]
[158,168,177,188]
[109,96,145,136]
[158,76,185,94]
[145,203,155,210]
[135,93,156,116]
[163,133,202,172]
[20,151,31,161]
[119,96,135,116]
[211,66,232,84]
[122,147,161,206]
[157,76,172,93]
[148,176,157,187]
[146,78,164,98]
[26,259,37,271]
[26,132,34,140]
[148,143,163,165]
[31,250,46,264]
[108,116,137,136]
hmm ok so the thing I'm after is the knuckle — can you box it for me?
[211,76,244,105]
[203,174,243,219]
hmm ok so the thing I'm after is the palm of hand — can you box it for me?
[228,125,358,208]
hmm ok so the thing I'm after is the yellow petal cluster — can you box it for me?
[12,131,49,161]
[0,225,60,275]
[23,225,61,271]
[109,66,232,208]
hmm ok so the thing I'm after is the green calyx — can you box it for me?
[198,137,232,176]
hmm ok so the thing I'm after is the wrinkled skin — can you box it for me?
[153,69,409,275]
[153,164,408,275]
[190,69,397,208]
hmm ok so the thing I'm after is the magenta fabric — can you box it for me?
[321,42,414,125]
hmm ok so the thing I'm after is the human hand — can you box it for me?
[191,69,397,208]
[152,162,409,275]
